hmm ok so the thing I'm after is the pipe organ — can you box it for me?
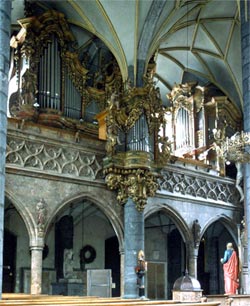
[167,83,242,172]
[8,9,108,130]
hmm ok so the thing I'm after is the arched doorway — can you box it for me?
[105,236,120,297]
[145,211,185,299]
[197,220,238,295]
[4,197,30,293]
[3,229,16,292]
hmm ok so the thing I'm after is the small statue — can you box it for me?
[135,250,147,298]
[212,126,227,175]
[235,162,244,202]
[63,248,76,279]
[36,199,47,236]
[21,68,38,105]
[105,125,119,156]
[135,250,147,275]
[192,219,201,248]
[158,135,172,163]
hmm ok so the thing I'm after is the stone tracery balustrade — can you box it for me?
[5,134,238,204]
[159,168,238,204]
[6,137,103,180]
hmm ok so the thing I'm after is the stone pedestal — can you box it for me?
[51,279,83,296]
[172,289,203,302]
[172,270,203,302]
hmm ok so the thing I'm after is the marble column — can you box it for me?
[30,243,44,294]
[0,0,11,298]
[241,1,250,294]
[123,198,144,298]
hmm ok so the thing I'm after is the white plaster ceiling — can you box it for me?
[11,0,243,111]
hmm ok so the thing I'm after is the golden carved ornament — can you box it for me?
[106,74,165,135]
[101,76,172,211]
[105,168,159,212]
[63,51,89,94]
[103,151,159,211]
[167,82,195,114]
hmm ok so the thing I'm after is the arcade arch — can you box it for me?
[144,206,189,300]
[3,191,124,296]
[46,196,123,296]
[198,218,239,295]
[4,195,30,293]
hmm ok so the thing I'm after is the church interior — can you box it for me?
[1,0,250,305]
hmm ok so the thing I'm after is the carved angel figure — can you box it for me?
[158,136,172,163]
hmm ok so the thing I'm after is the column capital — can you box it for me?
[30,237,44,249]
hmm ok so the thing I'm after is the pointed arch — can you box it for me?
[45,192,124,252]
[5,190,36,243]
[201,213,238,244]
[144,202,192,243]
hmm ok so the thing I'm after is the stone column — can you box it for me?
[189,246,198,279]
[30,240,44,294]
[241,1,250,294]
[0,0,11,299]
[120,249,124,297]
[123,198,144,298]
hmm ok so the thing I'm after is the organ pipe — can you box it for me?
[38,35,61,110]
[127,115,149,152]
[38,34,82,119]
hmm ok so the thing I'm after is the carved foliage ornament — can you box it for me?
[167,82,195,114]
[105,168,159,212]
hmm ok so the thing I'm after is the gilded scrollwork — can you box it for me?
[167,82,195,113]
